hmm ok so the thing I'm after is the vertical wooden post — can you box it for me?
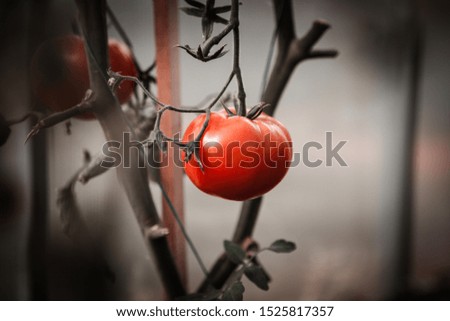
[153,0,186,285]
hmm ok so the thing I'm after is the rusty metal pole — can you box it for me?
[153,0,186,286]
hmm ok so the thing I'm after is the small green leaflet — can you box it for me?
[244,264,269,291]
[222,281,245,301]
[268,239,297,253]
[224,240,246,264]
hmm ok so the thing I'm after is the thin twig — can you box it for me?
[183,93,217,110]
[105,4,132,48]
[158,182,210,279]
[25,91,94,143]
[109,72,165,108]
[6,111,44,127]
[263,19,338,115]
[201,19,235,57]
[206,71,235,110]
[231,0,246,115]
[307,49,339,59]
[109,69,234,149]
[106,3,143,73]
[259,0,285,98]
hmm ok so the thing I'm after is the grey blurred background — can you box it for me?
[0,0,449,300]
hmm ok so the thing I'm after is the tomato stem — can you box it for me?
[231,0,247,116]
[107,63,235,168]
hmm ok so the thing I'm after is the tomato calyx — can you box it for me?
[177,44,228,62]
[245,102,270,120]
[149,129,169,153]
[221,104,235,116]
[223,102,270,120]
[182,140,204,172]
[150,126,204,172]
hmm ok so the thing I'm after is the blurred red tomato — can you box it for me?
[31,35,137,120]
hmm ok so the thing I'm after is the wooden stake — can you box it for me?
[153,0,186,286]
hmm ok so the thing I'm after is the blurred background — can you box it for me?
[0,0,449,300]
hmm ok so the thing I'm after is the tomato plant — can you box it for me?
[182,110,293,201]
[30,35,137,119]
[0,0,338,301]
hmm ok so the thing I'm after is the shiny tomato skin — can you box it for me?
[182,110,292,201]
[30,35,137,120]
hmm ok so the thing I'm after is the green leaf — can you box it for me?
[196,45,204,59]
[208,44,228,59]
[244,264,269,291]
[213,5,231,14]
[268,239,297,253]
[222,281,245,301]
[185,0,204,9]
[177,44,199,59]
[224,240,246,264]
[202,17,214,40]
[180,7,204,17]
[211,14,228,25]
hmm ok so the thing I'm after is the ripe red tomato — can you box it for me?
[182,110,292,201]
[30,35,137,120]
